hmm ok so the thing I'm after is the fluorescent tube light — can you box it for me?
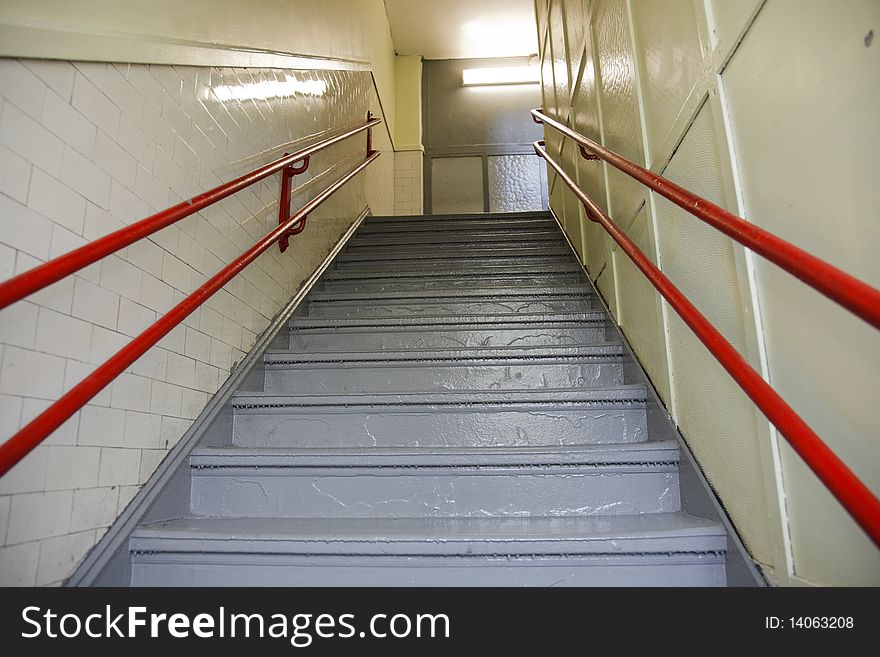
[461,66,540,86]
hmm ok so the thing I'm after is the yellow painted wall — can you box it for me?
[536,0,880,585]
[393,55,423,151]
[0,0,399,146]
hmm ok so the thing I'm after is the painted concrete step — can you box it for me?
[356,222,558,237]
[305,286,593,316]
[349,230,565,247]
[305,297,595,318]
[337,245,573,263]
[263,344,626,393]
[361,213,554,231]
[231,386,648,448]
[288,312,613,351]
[327,261,581,279]
[346,239,567,254]
[327,262,581,281]
[322,272,584,293]
[189,442,680,518]
[367,211,550,222]
[129,513,727,586]
[307,285,590,303]
[334,255,574,272]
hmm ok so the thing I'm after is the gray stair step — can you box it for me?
[263,344,626,393]
[367,211,550,221]
[305,287,593,316]
[189,442,680,518]
[349,230,564,247]
[322,273,583,293]
[361,213,554,231]
[305,297,595,318]
[327,262,581,279]
[346,239,566,254]
[337,245,572,263]
[356,222,558,236]
[231,386,648,448]
[334,255,573,271]
[326,263,581,282]
[288,312,613,351]
[129,514,727,586]
[307,285,590,304]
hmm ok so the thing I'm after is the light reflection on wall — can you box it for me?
[211,76,327,102]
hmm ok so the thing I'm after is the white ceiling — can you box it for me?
[383,0,538,60]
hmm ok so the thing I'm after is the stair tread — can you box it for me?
[349,235,564,247]
[233,385,647,408]
[339,251,568,259]
[190,441,678,468]
[346,243,567,253]
[132,513,725,553]
[335,262,572,273]
[365,212,551,223]
[266,344,623,364]
[322,282,584,294]
[322,279,582,291]
[326,264,581,278]
[350,233,564,242]
[355,226,558,237]
[340,249,571,260]
[308,286,590,301]
[290,311,607,328]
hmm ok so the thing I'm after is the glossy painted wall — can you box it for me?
[536,0,880,585]
[394,56,423,151]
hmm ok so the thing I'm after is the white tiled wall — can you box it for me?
[0,58,393,585]
[393,150,423,216]
[367,148,395,217]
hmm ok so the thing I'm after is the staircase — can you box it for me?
[129,212,728,586]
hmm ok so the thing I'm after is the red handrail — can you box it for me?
[532,108,880,330]
[0,117,381,311]
[534,140,880,547]
[0,123,381,477]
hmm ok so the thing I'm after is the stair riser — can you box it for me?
[345,241,566,254]
[289,327,611,351]
[308,287,589,303]
[352,228,561,238]
[131,557,725,587]
[322,275,584,292]
[190,469,679,518]
[327,263,581,280]
[358,221,556,234]
[334,257,572,271]
[306,299,595,318]
[349,232,564,246]
[263,362,625,393]
[232,407,648,448]
[338,250,571,264]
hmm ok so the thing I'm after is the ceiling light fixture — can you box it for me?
[461,66,540,87]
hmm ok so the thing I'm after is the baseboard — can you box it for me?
[66,208,370,586]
